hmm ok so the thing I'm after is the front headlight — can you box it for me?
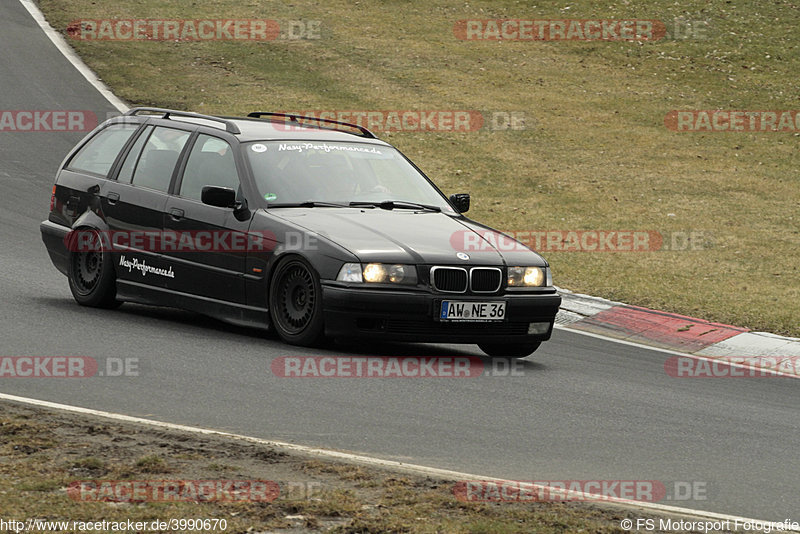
[507,266,551,287]
[362,263,386,282]
[336,263,418,285]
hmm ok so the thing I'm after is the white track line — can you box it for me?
[1,392,796,532]
[18,0,128,113]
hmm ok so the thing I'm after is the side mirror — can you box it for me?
[201,186,237,208]
[449,193,470,213]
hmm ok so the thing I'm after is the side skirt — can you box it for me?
[117,280,271,331]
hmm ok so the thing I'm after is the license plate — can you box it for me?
[439,301,506,322]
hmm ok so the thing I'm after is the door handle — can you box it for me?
[107,192,120,205]
[169,208,185,220]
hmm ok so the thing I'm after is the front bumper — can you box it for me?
[322,283,561,343]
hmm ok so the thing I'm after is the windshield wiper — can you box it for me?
[267,201,349,208]
[349,200,441,212]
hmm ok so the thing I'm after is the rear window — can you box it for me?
[116,126,154,184]
[67,123,138,177]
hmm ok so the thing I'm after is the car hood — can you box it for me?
[264,207,547,266]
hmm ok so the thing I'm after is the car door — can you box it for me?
[161,133,251,304]
[102,125,192,291]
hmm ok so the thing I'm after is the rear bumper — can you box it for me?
[322,284,561,343]
[40,219,70,276]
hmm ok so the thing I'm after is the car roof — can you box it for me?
[116,107,391,146]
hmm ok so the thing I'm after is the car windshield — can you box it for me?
[244,141,455,212]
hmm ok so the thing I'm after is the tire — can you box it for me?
[268,256,325,347]
[67,228,121,309]
[478,342,541,358]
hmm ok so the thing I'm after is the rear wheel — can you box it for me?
[478,342,540,358]
[67,228,120,308]
[268,257,325,347]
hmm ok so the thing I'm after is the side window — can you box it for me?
[67,123,138,177]
[116,126,153,184]
[130,126,191,192]
[180,134,239,201]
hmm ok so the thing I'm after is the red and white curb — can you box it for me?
[556,287,800,377]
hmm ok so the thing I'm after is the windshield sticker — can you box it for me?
[277,143,382,155]
[263,193,278,201]
[251,143,268,152]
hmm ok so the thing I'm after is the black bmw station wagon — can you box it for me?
[41,108,561,357]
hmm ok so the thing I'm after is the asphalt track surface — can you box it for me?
[1,0,797,522]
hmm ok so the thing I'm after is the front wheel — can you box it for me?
[478,342,541,358]
[268,257,325,347]
[67,228,120,308]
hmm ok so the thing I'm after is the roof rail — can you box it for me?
[246,112,376,139]
[124,107,241,135]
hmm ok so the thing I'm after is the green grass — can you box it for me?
[134,454,171,474]
[39,0,800,336]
